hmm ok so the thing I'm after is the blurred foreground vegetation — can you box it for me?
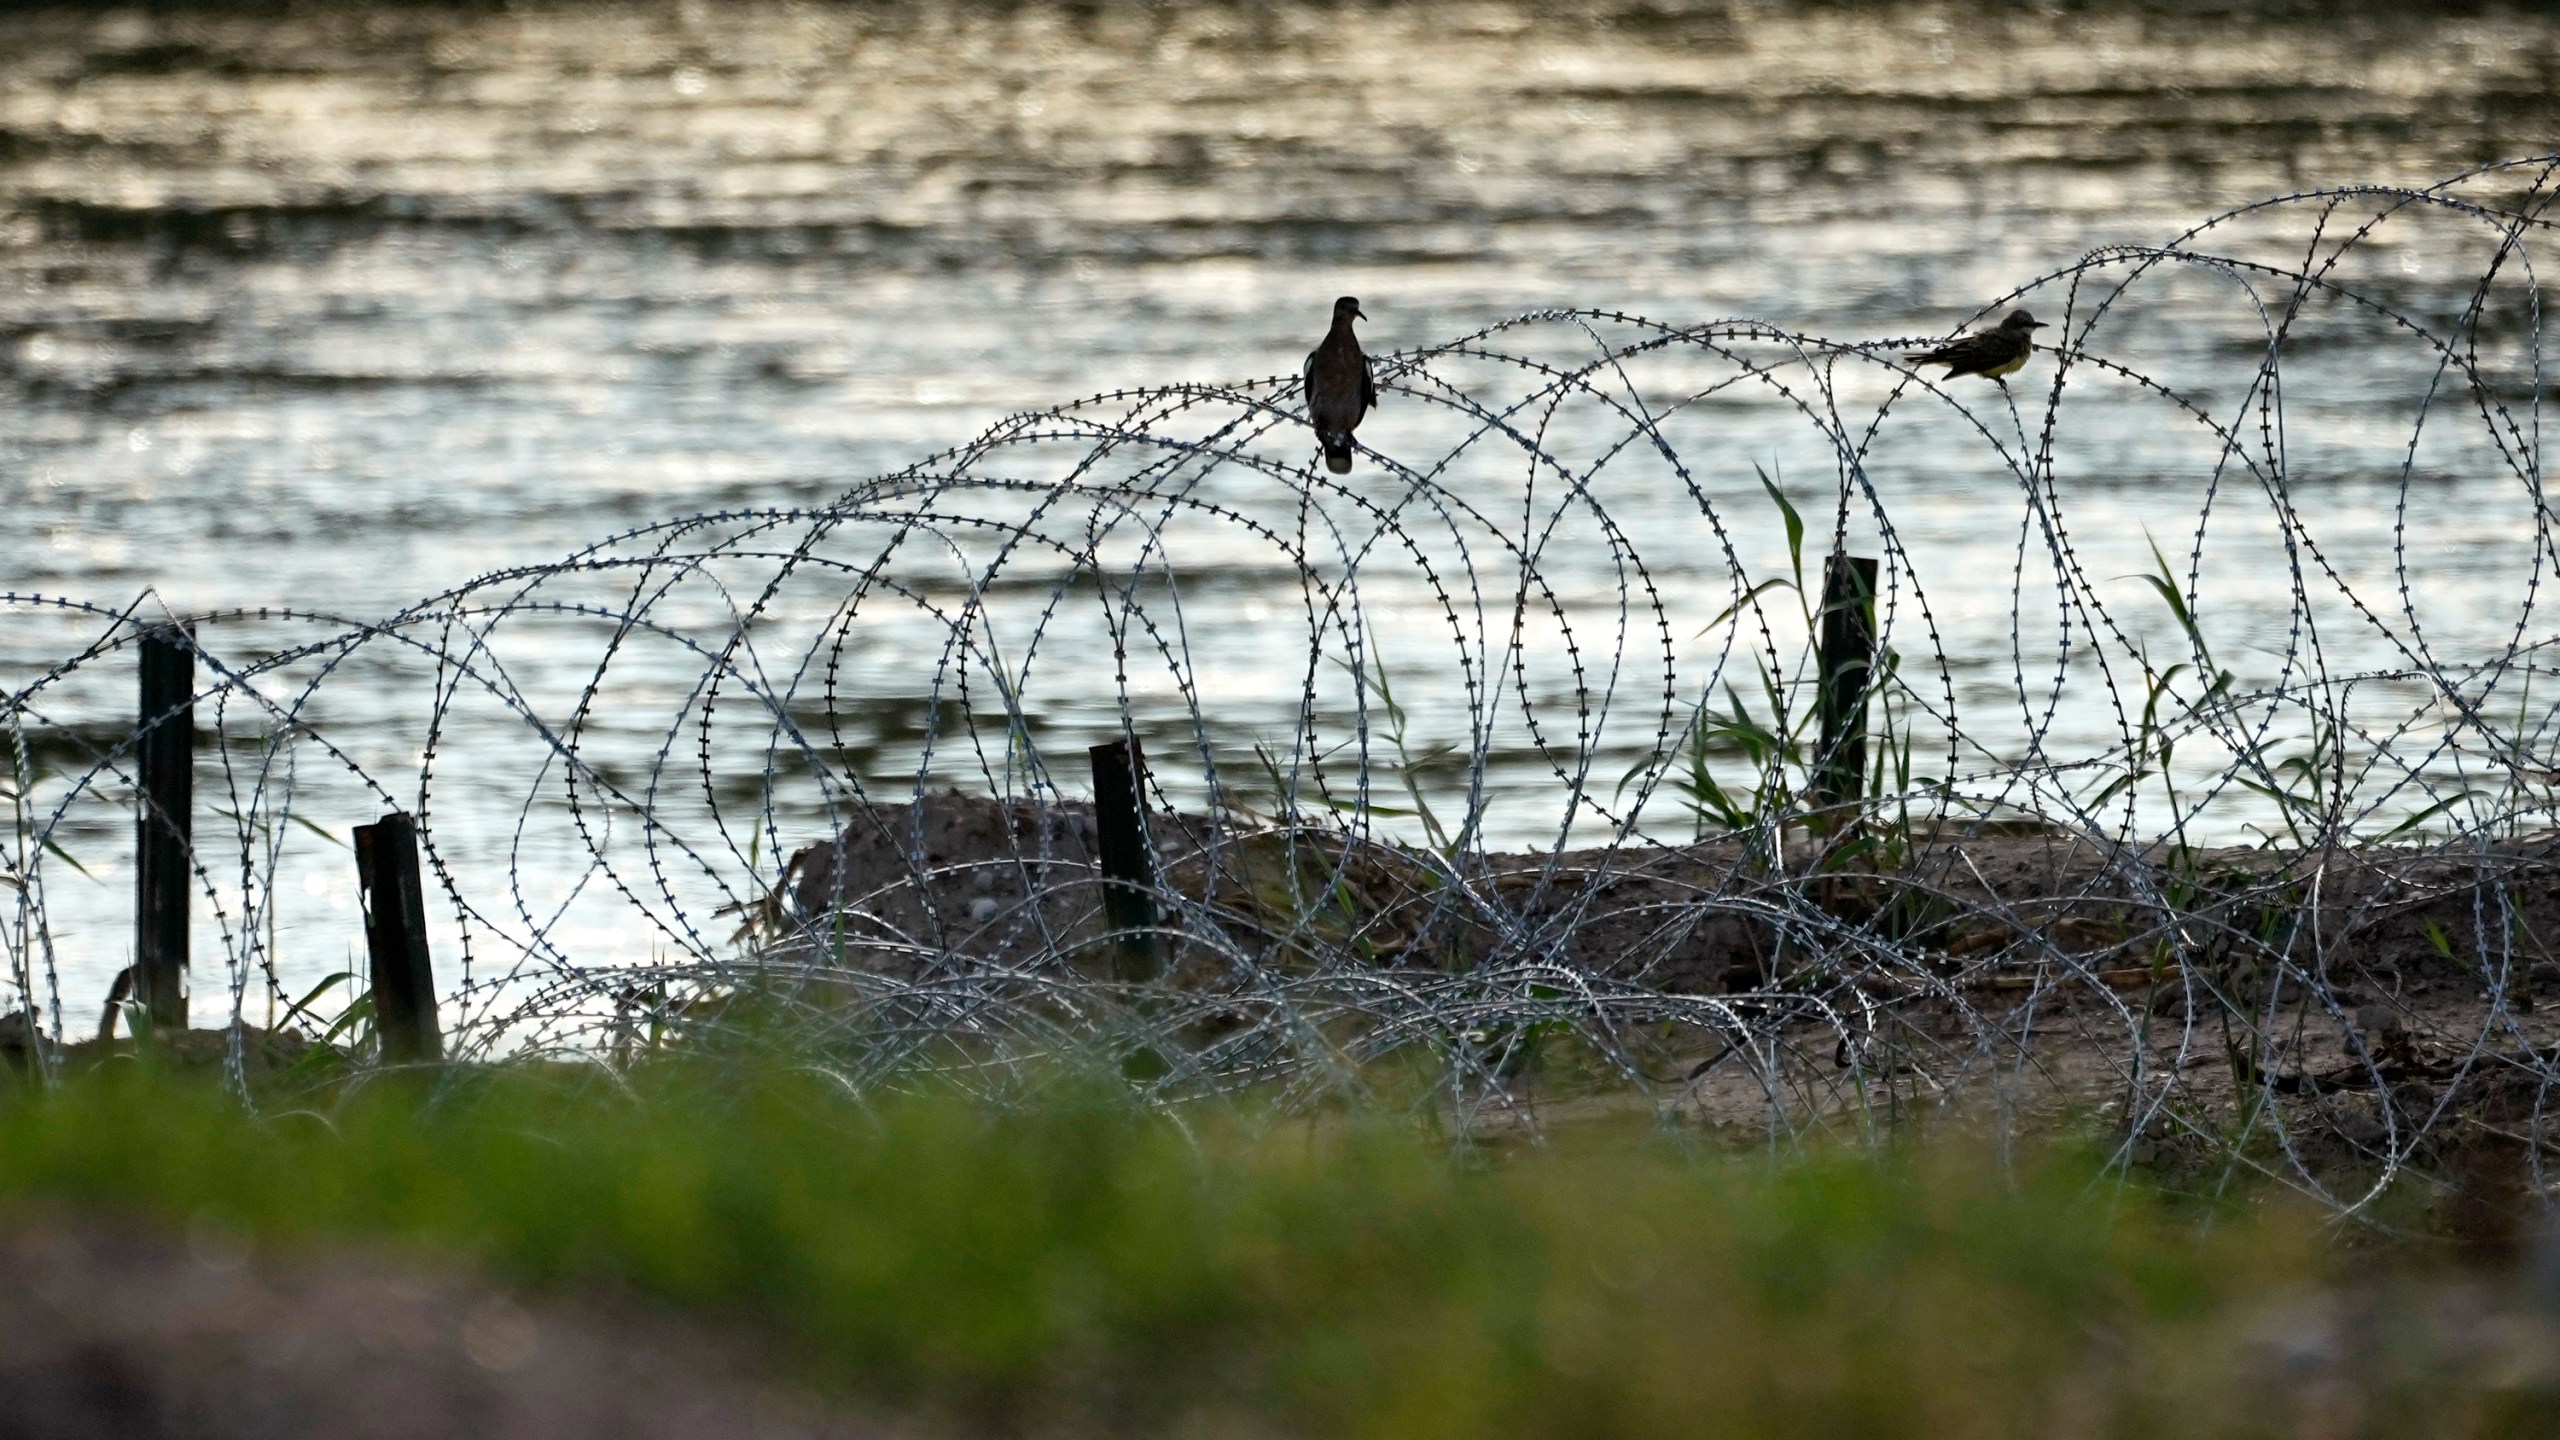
[1,1062,2554,1438]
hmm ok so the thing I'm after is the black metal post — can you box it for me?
[1088,737,1160,980]
[134,624,193,1031]
[1813,553,1879,818]
[353,811,442,1065]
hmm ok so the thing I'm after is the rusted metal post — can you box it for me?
[1813,553,1879,818]
[134,623,194,1031]
[1088,737,1160,981]
[353,811,442,1065]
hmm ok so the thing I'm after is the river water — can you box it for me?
[2,1,2555,1033]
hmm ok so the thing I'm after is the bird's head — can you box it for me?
[1334,296,1368,323]
[2002,309,2048,333]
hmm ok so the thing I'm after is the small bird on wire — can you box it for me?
[1302,296,1377,474]
[1905,309,2047,386]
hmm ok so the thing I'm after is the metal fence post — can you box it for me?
[353,811,442,1065]
[1088,737,1160,981]
[134,623,194,1031]
[1813,553,1879,820]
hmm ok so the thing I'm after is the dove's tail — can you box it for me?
[1320,434,1354,474]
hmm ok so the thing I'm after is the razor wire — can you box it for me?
[4,157,2558,1214]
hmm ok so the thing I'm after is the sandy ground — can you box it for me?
[0,1214,901,1440]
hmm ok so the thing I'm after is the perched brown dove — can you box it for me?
[1302,296,1377,474]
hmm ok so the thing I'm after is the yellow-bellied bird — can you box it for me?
[1906,309,2047,385]
[1303,296,1377,474]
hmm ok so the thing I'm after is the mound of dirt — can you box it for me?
[1,1018,345,1094]
[713,791,2560,1215]
[740,790,2560,997]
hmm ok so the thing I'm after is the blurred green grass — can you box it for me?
[0,1064,2544,1438]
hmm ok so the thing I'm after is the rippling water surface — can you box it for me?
[3,0,2555,1018]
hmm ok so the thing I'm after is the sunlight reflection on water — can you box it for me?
[2,0,2554,1009]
